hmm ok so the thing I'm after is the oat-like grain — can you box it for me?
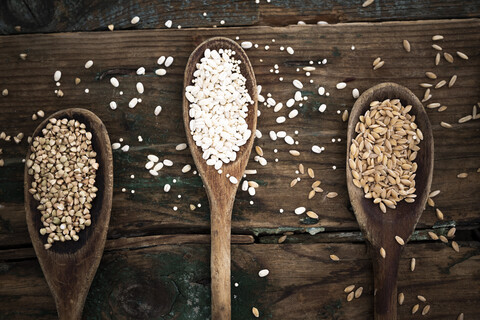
[457,313,464,320]
[432,35,444,41]
[432,44,442,51]
[458,115,472,123]
[427,197,435,207]
[411,258,416,271]
[436,208,444,220]
[395,236,405,245]
[403,40,411,52]
[452,241,460,252]
[420,83,432,88]
[447,227,456,238]
[344,284,355,293]
[312,180,321,188]
[444,52,454,63]
[457,172,468,178]
[418,295,426,302]
[438,106,448,112]
[435,80,446,89]
[380,247,386,258]
[412,304,419,314]
[252,307,259,317]
[307,211,319,219]
[373,60,385,70]
[448,75,457,88]
[422,305,431,315]
[308,168,314,178]
[326,192,338,198]
[435,53,441,66]
[373,57,381,66]
[342,110,349,122]
[426,72,437,79]
[347,291,354,301]
[362,0,374,7]
[290,178,298,187]
[440,121,452,128]
[456,51,468,60]
[429,190,440,198]
[308,190,316,199]
[299,163,305,174]
[354,287,363,298]
[439,235,448,243]
[330,254,340,261]
[255,146,263,156]
[428,231,439,240]
[398,292,405,305]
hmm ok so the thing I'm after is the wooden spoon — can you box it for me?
[24,108,113,320]
[183,37,257,320]
[346,83,433,319]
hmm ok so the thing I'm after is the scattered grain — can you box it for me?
[428,231,439,240]
[330,254,340,261]
[347,291,354,301]
[411,258,416,271]
[435,53,441,66]
[344,285,355,293]
[440,121,452,128]
[440,76,453,90]
[354,287,363,298]
[432,35,444,41]
[403,40,411,52]
[456,172,468,179]
[452,241,460,252]
[395,236,405,246]
[307,211,319,219]
[362,0,374,7]
[458,115,472,123]
[444,52,454,63]
[432,44,442,51]
[308,168,314,178]
[422,305,431,315]
[435,80,446,89]
[342,110,349,122]
[447,227,456,238]
[412,304,419,314]
[426,72,437,79]
[398,292,405,305]
[439,235,448,243]
[380,247,386,258]
[456,51,468,60]
[252,307,259,317]
[326,192,338,199]
[373,60,385,70]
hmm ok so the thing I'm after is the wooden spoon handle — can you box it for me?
[56,294,85,320]
[210,201,232,320]
[370,243,401,320]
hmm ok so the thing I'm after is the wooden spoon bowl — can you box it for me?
[183,37,257,320]
[346,83,433,319]
[24,108,113,320]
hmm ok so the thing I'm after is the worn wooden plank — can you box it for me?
[1,0,480,35]
[0,20,479,247]
[0,237,478,319]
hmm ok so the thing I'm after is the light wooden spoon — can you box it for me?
[183,37,258,320]
[346,83,433,319]
[24,108,113,320]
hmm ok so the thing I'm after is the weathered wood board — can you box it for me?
[1,0,480,34]
[0,19,479,247]
[0,236,478,319]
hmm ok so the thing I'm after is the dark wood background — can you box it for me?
[0,1,479,319]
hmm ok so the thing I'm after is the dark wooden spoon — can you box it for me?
[24,108,113,320]
[183,37,257,320]
[346,83,433,319]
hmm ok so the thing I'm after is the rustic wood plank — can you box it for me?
[0,20,479,247]
[1,0,480,34]
[0,238,478,319]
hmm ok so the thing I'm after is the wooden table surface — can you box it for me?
[1,1,479,319]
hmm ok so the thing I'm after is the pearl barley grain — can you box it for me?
[185,48,253,174]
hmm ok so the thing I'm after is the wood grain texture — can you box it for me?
[1,0,480,34]
[24,108,113,320]
[0,237,479,319]
[183,37,258,320]
[346,83,434,319]
[0,20,479,248]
